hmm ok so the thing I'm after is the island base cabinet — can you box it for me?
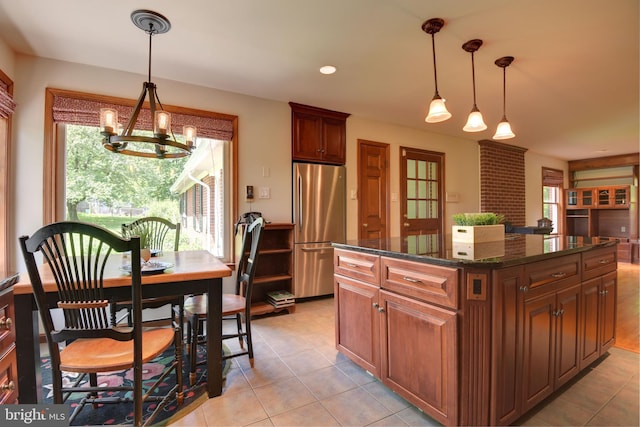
[380,290,458,426]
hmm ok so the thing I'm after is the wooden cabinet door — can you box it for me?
[554,283,581,388]
[490,266,525,426]
[291,110,322,162]
[321,117,346,165]
[334,274,380,376]
[522,291,555,411]
[379,289,457,426]
[599,271,617,352]
[580,276,601,367]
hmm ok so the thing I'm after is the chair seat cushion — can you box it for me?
[184,294,246,317]
[60,328,175,373]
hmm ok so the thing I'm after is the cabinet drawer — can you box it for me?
[0,290,15,356]
[582,246,617,281]
[524,254,580,290]
[334,249,380,285]
[381,257,458,309]
[0,344,18,404]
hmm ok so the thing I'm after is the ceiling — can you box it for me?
[0,0,638,161]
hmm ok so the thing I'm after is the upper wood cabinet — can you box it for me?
[566,185,631,209]
[290,102,350,165]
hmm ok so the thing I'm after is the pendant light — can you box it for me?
[493,56,515,140]
[100,10,196,159]
[422,18,451,123]
[462,39,487,132]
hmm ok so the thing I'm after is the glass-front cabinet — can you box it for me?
[565,188,594,208]
[596,186,630,208]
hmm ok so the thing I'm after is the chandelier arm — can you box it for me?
[148,82,158,125]
[123,83,150,137]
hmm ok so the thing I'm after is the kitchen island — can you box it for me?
[333,234,618,426]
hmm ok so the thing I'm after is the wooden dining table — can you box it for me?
[13,249,232,403]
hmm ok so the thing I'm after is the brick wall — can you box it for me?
[478,140,528,227]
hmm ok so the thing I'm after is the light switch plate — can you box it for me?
[259,187,270,199]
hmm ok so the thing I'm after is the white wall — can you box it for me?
[4,53,567,270]
[524,151,569,226]
[0,37,13,79]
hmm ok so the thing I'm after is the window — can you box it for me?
[0,69,15,272]
[44,88,239,262]
[542,167,563,234]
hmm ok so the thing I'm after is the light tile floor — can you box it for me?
[169,297,640,427]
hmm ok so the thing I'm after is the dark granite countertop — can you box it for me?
[0,271,19,292]
[333,234,618,268]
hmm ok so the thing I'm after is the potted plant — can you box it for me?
[452,212,505,244]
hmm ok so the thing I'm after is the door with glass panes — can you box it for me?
[400,147,444,256]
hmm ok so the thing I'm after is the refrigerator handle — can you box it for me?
[297,174,303,229]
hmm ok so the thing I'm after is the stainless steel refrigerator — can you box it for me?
[293,162,346,298]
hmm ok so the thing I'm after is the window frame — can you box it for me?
[0,69,13,272]
[43,87,239,262]
[541,167,564,235]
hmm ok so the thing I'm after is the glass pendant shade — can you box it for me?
[425,95,451,123]
[493,117,515,140]
[463,107,487,132]
[100,108,118,134]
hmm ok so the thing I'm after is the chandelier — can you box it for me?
[100,10,196,159]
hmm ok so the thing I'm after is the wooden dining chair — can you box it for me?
[121,216,181,253]
[19,221,183,427]
[113,216,182,327]
[183,216,264,385]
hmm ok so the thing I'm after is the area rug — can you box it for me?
[41,344,230,426]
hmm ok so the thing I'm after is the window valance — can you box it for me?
[0,83,15,119]
[542,167,564,186]
[52,94,233,141]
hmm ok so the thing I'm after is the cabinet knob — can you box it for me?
[403,222,410,227]
[363,223,368,227]
[550,272,566,279]
[519,285,528,293]
[0,317,11,330]
[372,302,379,308]
[599,259,610,264]
[377,306,385,313]
[1,380,15,391]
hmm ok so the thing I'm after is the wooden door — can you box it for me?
[400,147,444,256]
[357,140,389,240]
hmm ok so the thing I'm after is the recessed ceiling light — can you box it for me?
[320,65,337,75]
